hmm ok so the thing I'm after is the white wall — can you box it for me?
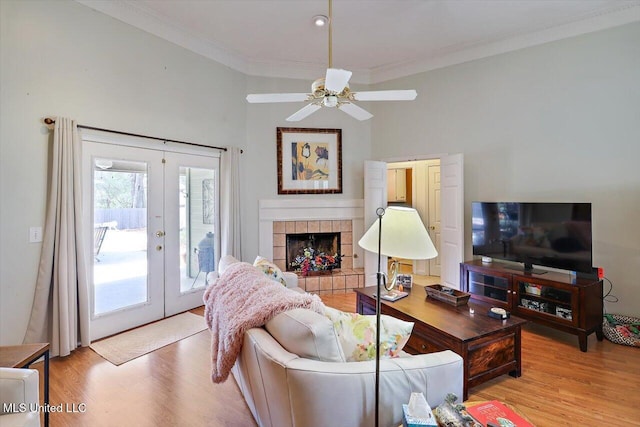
[370,23,640,317]
[0,0,249,345]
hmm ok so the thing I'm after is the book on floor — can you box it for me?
[465,400,533,427]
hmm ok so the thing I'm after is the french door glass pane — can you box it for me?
[179,166,216,292]
[93,159,149,315]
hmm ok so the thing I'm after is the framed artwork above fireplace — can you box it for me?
[277,127,342,194]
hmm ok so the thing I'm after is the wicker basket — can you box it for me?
[424,285,471,306]
[602,314,640,347]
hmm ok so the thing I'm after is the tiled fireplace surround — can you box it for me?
[259,199,366,294]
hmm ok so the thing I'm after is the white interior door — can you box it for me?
[363,160,388,286]
[84,139,219,340]
[410,162,428,275]
[440,153,464,289]
[406,160,440,277]
[428,163,442,276]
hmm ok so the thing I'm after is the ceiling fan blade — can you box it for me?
[325,68,352,93]
[352,90,418,102]
[338,103,373,121]
[286,104,322,122]
[246,93,309,103]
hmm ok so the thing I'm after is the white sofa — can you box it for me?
[0,368,41,427]
[234,325,463,427]
[208,256,464,427]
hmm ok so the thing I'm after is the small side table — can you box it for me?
[0,343,50,427]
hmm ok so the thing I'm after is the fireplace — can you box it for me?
[260,199,365,294]
[271,219,364,293]
[286,232,341,272]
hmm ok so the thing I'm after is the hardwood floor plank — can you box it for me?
[28,293,639,426]
[38,326,257,427]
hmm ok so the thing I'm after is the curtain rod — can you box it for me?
[43,118,242,153]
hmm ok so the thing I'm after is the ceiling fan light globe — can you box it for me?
[324,95,338,107]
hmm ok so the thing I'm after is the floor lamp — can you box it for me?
[358,206,438,427]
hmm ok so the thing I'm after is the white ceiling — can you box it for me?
[77,0,640,84]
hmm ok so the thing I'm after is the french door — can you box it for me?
[83,139,219,340]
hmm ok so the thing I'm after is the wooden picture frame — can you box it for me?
[277,127,342,194]
[397,274,413,289]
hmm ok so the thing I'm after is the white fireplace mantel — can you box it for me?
[258,199,365,268]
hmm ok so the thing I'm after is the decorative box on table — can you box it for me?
[424,285,471,306]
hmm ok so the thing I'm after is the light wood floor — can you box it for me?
[31,291,639,426]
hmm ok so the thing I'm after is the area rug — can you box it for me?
[90,312,207,365]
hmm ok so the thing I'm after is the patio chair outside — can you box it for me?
[94,226,108,261]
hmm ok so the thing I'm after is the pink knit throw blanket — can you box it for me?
[203,261,324,383]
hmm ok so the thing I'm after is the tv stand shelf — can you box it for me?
[461,260,603,352]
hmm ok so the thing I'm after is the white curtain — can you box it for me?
[220,147,242,259]
[24,117,90,357]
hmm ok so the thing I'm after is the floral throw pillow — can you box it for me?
[253,256,287,286]
[324,306,414,362]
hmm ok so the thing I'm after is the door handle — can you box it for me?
[429,226,436,230]
[156,231,165,237]
[156,245,163,251]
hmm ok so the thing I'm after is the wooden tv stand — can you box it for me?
[461,260,603,352]
[355,287,527,400]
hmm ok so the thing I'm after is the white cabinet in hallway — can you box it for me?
[387,168,407,202]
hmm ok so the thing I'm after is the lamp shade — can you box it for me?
[358,206,438,260]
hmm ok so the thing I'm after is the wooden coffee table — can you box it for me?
[355,286,527,400]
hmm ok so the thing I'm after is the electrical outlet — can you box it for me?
[29,226,43,243]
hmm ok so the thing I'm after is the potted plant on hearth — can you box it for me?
[290,247,343,276]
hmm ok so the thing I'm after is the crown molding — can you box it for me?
[76,0,250,74]
[76,1,640,85]
[76,0,373,84]
[370,4,640,83]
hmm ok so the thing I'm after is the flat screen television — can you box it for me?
[472,202,593,274]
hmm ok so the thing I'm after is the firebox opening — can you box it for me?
[286,232,341,272]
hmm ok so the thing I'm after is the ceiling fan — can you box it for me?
[246,0,417,121]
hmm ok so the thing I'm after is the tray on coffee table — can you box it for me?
[424,284,471,306]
